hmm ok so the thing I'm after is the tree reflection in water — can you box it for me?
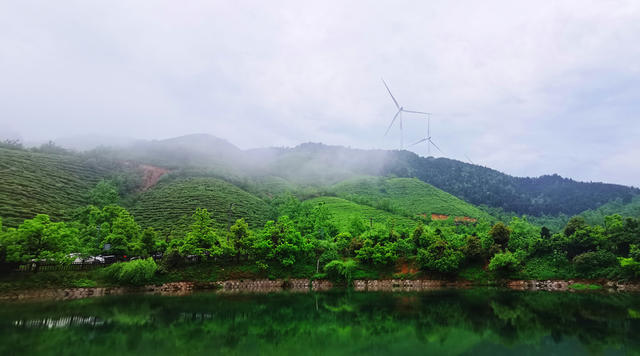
[1,289,639,355]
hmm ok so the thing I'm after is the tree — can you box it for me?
[229,218,252,261]
[630,244,640,261]
[565,225,603,259]
[324,259,357,285]
[312,238,336,273]
[173,208,229,258]
[32,140,69,155]
[140,227,159,256]
[462,235,484,263]
[417,239,464,274]
[490,222,511,248]
[2,215,80,267]
[488,251,520,275]
[102,209,142,257]
[508,217,539,252]
[564,216,587,237]
[619,257,640,279]
[73,204,140,256]
[355,224,398,265]
[573,250,618,278]
[348,216,367,237]
[253,216,310,268]
[89,180,119,207]
[540,226,551,240]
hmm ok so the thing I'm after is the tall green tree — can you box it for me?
[253,216,310,268]
[490,222,511,249]
[89,180,119,207]
[173,208,229,258]
[229,218,252,261]
[1,215,80,266]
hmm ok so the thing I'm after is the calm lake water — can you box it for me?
[1,289,640,355]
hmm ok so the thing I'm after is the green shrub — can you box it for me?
[103,258,158,285]
[71,278,98,288]
[573,251,618,278]
[417,240,464,274]
[324,259,357,284]
[569,283,602,290]
[488,251,520,275]
[619,257,640,279]
[520,252,574,280]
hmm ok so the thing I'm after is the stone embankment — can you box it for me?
[3,279,640,301]
[507,280,640,292]
[0,279,335,300]
[353,279,471,291]
[0,282,196,301]
[213,279,333,293]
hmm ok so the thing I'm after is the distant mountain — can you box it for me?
[55,134,140,151]
[2,134,637,223]
[103,137,640,217]
[86,133,245,170]
[241,143,638,216]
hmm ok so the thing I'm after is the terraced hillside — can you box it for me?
[0,148,110,226]
[131,177,274,236]
[331,177,493,221]
[302,196,418,232]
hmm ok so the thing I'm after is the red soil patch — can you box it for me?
[139,165,169,191]
[431,213,450,220]
[398,260,419,274]
[430,213,477,223]
[455,216,478,223]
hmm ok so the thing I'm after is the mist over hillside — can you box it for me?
[51,133,639,217]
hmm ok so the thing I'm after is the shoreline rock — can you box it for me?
[2,279,639,301]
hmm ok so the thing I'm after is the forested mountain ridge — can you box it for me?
[384,150,638,216]
[245,142,639,216]
[2,134,638,223]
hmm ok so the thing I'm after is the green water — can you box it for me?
[1,289,640,355]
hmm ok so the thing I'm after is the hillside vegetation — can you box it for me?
[0,148,110,227]
[302,196,418,232]
[331,177,493,220]
[246,143,639,216]
[131,177,273,235]
[78,136,639,217]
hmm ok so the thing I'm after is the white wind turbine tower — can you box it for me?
[382,79,431,149]
[410,114,443,156]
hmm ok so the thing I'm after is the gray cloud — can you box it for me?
[1,0,639,186]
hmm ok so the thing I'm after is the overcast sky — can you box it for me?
[1,1,639,186]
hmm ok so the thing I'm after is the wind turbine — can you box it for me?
[410,114,443,156]
[464,154,475,165]
[382,79,431,149]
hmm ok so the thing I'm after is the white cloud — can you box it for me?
[1,0,639,186]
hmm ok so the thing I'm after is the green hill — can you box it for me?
[0,148,110,227]
[331,176,492,221]
[248,143,639,216]
[131,177,274,235]
[302,196,418,232]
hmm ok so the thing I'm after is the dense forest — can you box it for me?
[1,136,640,287]
[2,136,638,222]
[1,178,640,286]
[100,136,640,216]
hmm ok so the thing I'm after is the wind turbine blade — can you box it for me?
[464,154,475,165]
[409,138,428,147]
[382,78,400,109]
[428,139,443,154]
[384,109,402,136]
[402,109,431,115]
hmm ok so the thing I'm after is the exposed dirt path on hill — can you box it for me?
[139,165,169,191]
